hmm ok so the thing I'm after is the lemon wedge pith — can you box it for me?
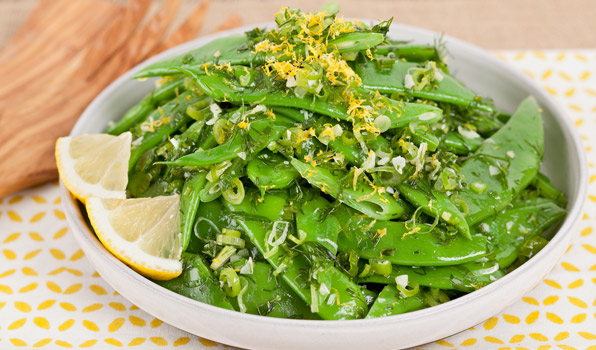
[55,132,131,203]
[86,195,183,280]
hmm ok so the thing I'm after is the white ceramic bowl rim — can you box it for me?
[63,20,588,331]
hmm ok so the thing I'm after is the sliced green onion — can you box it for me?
[216,234,245,248]
[222,228,241,237]
[288,229,307,245]
[267,221,290,246]
[310,284,319,313]
[210,246,237,270]
[222,178,245,205]
[370,258,392,276]
[213,118,234,144]
[395,280,419,298]
[237,278,249,312]
[471,181,487,194]
[374,115,391,133]
[219,268,241,297]
[358,263,373,278]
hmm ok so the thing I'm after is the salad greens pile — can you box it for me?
[107,5,566,320]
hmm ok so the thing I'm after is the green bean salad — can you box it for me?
[107,5,567,319]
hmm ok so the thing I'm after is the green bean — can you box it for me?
[107,77,185,135]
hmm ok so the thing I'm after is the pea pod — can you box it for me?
[296,195,341,254]
[228,259,319,319]
[531,173,567,207]
[459,97,544,225]
[360,260,505,292]
[160,117,293,167]
[356,60,495,113]
[129,91,210,170]
[443,131,483,155]
[237,218,368,320]
[180,172,207,251]
[291,158,405,220]
[133,35,254,78]
[397,178,470,239]
[156,253,234,310]
[179,69,443,129]
[365,285,428,318]
[223,191,288,222]
[475,197,566,268]
[246,153,300,195]
[335,206,487,266]
[107,77,185,135]
[374,43,443,63]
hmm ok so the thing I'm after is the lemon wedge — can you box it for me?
[86,195,183,280]
[55,132,131,203]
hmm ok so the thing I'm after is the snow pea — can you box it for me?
[156,253,234,310]
[228,259,319,319]
[459,97,544,225]
[374,43,443,63]
[291,158,405,220]
[160,117,293,167]
[397,178,470,239]
[531,173,567,207]
[107,76,185,135]
[359,260,505,292]
[334,206,487,266]
[129,91,210,171]
[475,197,566,268]
[179,69,443,129]
[296,195,341,254]
[180,172,207,251]
[246,153,300,195]
[237,218,368,320]
[442,131,483,155]
[356,60,496,113]
[133,35,254,78]
[135,31,386,79]
[223,191,288,222]
[365,285,428,318]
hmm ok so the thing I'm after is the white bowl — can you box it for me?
[61,22,588,350]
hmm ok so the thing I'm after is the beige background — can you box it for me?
[0,0,595,50]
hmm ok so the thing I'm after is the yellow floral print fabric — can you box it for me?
[0,50,593,349]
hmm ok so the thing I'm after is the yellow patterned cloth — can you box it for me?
[0,50,593,349]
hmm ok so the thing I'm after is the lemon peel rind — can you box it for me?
[86,197,182,280]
